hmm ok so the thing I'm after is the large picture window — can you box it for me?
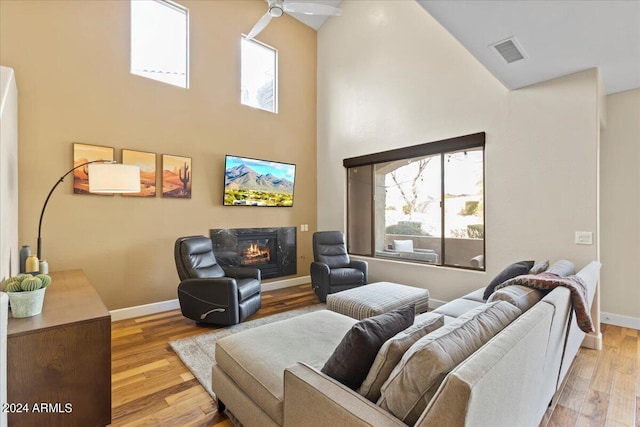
[345,133,485,270]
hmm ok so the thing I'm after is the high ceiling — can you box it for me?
[292,0,640,95]
[287,0,342,30]
[418,0,640,95]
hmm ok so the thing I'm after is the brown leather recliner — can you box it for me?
[310,231,368,302]
[175,235,261,325]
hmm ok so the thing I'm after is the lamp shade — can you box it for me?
[88,163,141,193]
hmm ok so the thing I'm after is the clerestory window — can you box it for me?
[241,37,278,113]
[130,0,189,88]
[345,133,485,271]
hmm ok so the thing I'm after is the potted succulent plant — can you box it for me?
[2,273,52,318]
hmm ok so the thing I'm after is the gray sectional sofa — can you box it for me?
[211,260,601,427]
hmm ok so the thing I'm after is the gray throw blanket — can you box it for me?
[495,272,594,333]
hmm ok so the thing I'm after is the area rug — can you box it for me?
[169,304,325,398]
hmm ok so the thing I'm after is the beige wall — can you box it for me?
[600,89,640,319]
[503,69,599,268]
[318,1,599,304]
[0,0,317,309]
[0,67,19,282]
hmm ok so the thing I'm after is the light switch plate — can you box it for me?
[575,231,593,245]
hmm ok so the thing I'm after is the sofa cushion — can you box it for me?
[358,312,444,402]
[214,310,356,425]
[378,301,522,425]
[393,239,414,252]
[483,260,535,300]
[529,259,550,274]
[461,287,487,303]
[487,284,543,312]
[432,298,485,319]
[321,305,415,390]
[546,259,575,276]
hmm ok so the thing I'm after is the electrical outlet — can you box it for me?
[575,231,593,245]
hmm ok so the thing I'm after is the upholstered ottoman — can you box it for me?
[327,281,430,320]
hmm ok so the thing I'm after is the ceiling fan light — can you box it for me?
[269,6,284,17]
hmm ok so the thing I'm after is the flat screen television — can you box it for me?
[223,155,296,207]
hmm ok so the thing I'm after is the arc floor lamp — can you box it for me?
[37,160,140,260]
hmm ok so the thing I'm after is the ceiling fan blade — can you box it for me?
[246,12,272,40]
[284,2,343,16]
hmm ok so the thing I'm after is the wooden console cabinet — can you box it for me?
[6,270,111,426]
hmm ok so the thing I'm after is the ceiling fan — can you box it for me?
[246,0,342,40]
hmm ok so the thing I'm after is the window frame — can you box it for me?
[240,35,279,114]
[130,0,190,89]
[344,132,486,271]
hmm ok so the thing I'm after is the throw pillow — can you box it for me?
[393,240,414,252]
[470,254,485,269]
[321,304,415,390]
[483,260,535,300]
[529,260,550,274]
[487,284,543,312]
[358,313,444,402]
[546,259,575,276]
[378,301,522,425]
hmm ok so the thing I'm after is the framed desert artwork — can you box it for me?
[122,149,156,197]
[162,154,192,199]
[73,143,114,194]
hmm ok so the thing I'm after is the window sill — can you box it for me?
[350,254,486,273]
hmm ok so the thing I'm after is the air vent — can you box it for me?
[490,37,527,64]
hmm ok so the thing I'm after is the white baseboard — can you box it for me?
[582,332,602,350]
[109,276,309,321]
[110,299,181,322]
[600,311,640,330]
[261,275,310,292]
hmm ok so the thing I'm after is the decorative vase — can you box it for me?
[39,260,49,274]
[19,245,31,273]
[7,287,46,318]
[25,255,39,274]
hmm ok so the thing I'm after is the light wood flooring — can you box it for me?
[110,284,639,427]
[542,323,639,427]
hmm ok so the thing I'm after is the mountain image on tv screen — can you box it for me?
[224,155,295,207]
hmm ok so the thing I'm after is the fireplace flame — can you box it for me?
[242,243,271,264]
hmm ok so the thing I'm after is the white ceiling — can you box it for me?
[417,1,640,95]
[293,0,640,95]
[286,0,342,30]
